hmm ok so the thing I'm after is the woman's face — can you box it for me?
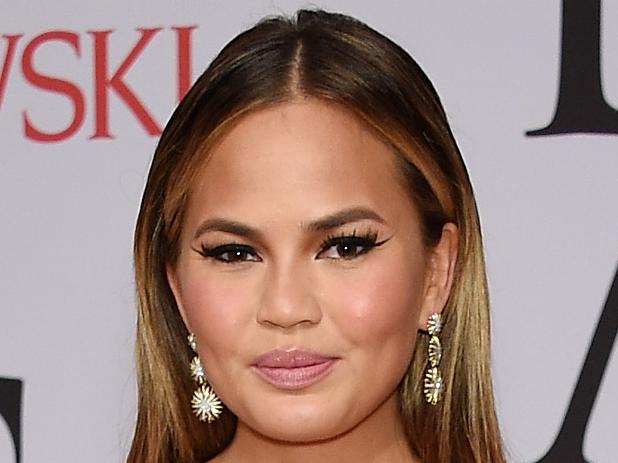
[169,98,454,442]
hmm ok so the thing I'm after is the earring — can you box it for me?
[423,313,444,405]
[187,333,223,422]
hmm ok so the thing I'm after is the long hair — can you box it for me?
[128,9,505,462]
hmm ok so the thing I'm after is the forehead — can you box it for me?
[187,99,416,229]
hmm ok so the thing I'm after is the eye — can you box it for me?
[317,230,387,260]
[195,243,262,264]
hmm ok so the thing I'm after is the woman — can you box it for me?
[128,9,505,463]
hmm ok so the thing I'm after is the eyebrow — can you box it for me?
[302,207,387,231]
[192,207,387,241]
[193,218,260,241]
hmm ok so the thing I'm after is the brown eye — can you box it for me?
[317,232,382,260]
[334,242,366,259]
[198,244,262,263]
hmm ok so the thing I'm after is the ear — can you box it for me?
[417,222,459,330]
[166,263,191,330]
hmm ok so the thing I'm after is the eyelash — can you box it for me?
[197,242,260,264]
[319,229,382,260]
[195,229,386,264]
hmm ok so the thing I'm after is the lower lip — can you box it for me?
[253,359,339,390]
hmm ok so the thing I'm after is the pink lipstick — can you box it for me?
[252,348,339,390]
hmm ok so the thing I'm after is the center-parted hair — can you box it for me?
[129,9,505,463]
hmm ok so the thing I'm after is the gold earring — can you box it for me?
[423,313,444,405]
[187,333,223,422]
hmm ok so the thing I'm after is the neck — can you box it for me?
[212,393,419,463]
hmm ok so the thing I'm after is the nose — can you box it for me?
[256,261,322,329]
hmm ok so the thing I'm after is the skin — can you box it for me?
[168,98,458,463]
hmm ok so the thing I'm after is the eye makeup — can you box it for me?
[192,227,390,264]
[318,228,389,260]
[195,242,262,264]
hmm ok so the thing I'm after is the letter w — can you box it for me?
[0,34,22,110]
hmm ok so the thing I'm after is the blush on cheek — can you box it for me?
[180,273,254,346]
[328,265,422,344]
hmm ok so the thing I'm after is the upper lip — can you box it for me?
[253,348,338,368]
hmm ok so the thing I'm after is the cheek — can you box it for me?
[323,256,425,345]
[178,268,257,354]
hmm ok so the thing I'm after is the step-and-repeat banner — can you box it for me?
[1,1,616,461]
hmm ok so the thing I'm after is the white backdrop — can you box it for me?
[1,1,616,462]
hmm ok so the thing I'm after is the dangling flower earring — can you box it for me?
[423,313,444,405]
[187,333,223,422]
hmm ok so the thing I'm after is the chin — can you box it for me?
[256,420,345,444]
[241,402,355,444]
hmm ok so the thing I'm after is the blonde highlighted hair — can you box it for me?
[129,9,505,462]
